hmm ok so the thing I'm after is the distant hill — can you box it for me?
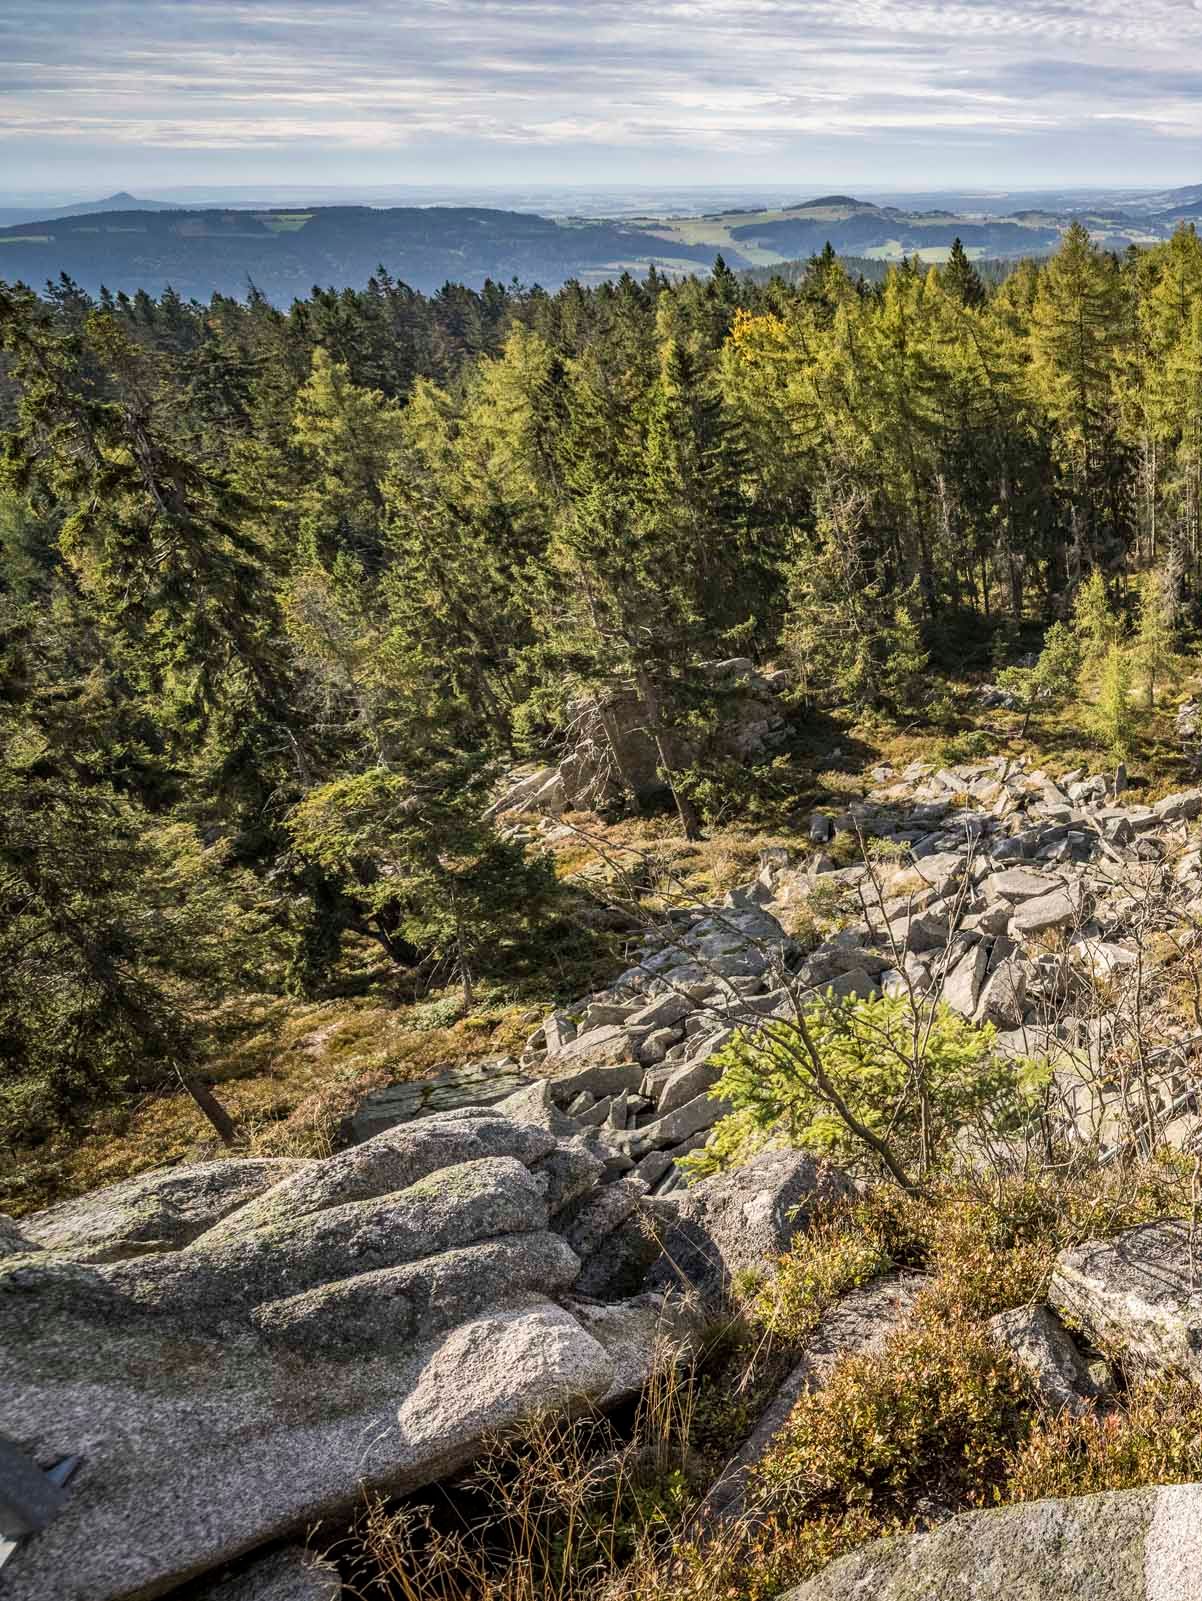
[48,191,183,216]
[0,188,1190,304]
[790,194,866,209]
[0,204,724,302]
[724,206,1059,258]
[0,191,183,228]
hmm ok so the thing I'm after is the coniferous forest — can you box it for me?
[5,221,1202,1179]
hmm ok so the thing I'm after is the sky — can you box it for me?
[3,0,1202,196]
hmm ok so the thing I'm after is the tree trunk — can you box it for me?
[635,667,704,841]
[179,1071,238,1145]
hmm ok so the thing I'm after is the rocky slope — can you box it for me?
[1,1102,846,1601]
[9,752,1202,1599]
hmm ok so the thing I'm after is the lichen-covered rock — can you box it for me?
[783,1482,1202,1600]
[0,1263,634,1601]
[194,1546,341,1601]
[0,1214,39,1256]
[645,1150,855,1304]
[987,1304,1099,1415]
[21,1159,312,1263]
[107,1156,550,1327]
[555,1175,646,1260]
[346,1064,532,1141]
[393,1299,617,1469]
[251,1232,581,1351]
[1050,1221,1202,1380]
[537,1140,607,1212]
[203,1117,555,1243]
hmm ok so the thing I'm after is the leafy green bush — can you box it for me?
[682,993,1047,1185]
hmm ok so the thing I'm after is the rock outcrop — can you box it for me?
[697,1272,927,1531]
[987,1304,1100,1415]
[0,1110,710,1601]
[194,1548,342,1601]
[486,660,792,818]
[20,1159,312,1263]
[353,756,1202,1203]
[1050,1220,1202,1381]
[644,1149,855,1302]
[784,1482,1202,1600]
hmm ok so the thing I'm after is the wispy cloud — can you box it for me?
[1,0,1200,186]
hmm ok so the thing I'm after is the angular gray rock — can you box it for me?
[546,1022,645,1065]
[251,1231,582,1351]
[195,1547,341,1601]
[204,1116,555,1243]
[1010,885,1081,937]
[393,1298,617,1474]
[347,1063,532,1140]
[783,1482,1202,1600]
[637,1090,733,1150]
[941,942,988,1016]
[974,957,1028,1028]
[555,1175,646,1261]
[982,867,1062,903]
[536,1140,606,1212]
[0,1215,38,1256]
[987,1304,1098,1415]
[624,992,693,1032]
[1050,1221,1202,1380]
[638,1026,682,1066]
[645,1149,854,1304]
[888,910,949,954]
[655,1058,724,1117]
[21,1159,312,1263]
[493,1079,580,1135]
[545,1062,646,1103]
[542,1011,577,1052]
[1155,789,1202,822]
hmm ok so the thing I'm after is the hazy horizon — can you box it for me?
[4,1,1202,195]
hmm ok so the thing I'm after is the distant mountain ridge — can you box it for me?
[0,186,1198,303]
[0,203,721,301]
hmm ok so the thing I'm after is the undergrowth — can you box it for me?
[329,1159,1199,1601]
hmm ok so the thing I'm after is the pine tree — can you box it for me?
[1096,642,1134,757]
[1028,223,1127,569]
[1072,567,1119,662]
[880,581,931,716]
[942,238,986,309]
[1134,568,1176,705]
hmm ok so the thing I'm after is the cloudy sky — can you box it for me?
[3,0,1202,194]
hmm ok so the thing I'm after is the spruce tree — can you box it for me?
[942,238,986,309]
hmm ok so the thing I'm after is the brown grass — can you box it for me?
[2,993,541,1217]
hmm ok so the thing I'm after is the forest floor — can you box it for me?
[5,665,1197,1218]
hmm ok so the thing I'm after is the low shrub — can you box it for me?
[756,1317,1031,1524]
[1008,1373,1202,1501]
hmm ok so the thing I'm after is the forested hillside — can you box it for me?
[4,222,1202,1201]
